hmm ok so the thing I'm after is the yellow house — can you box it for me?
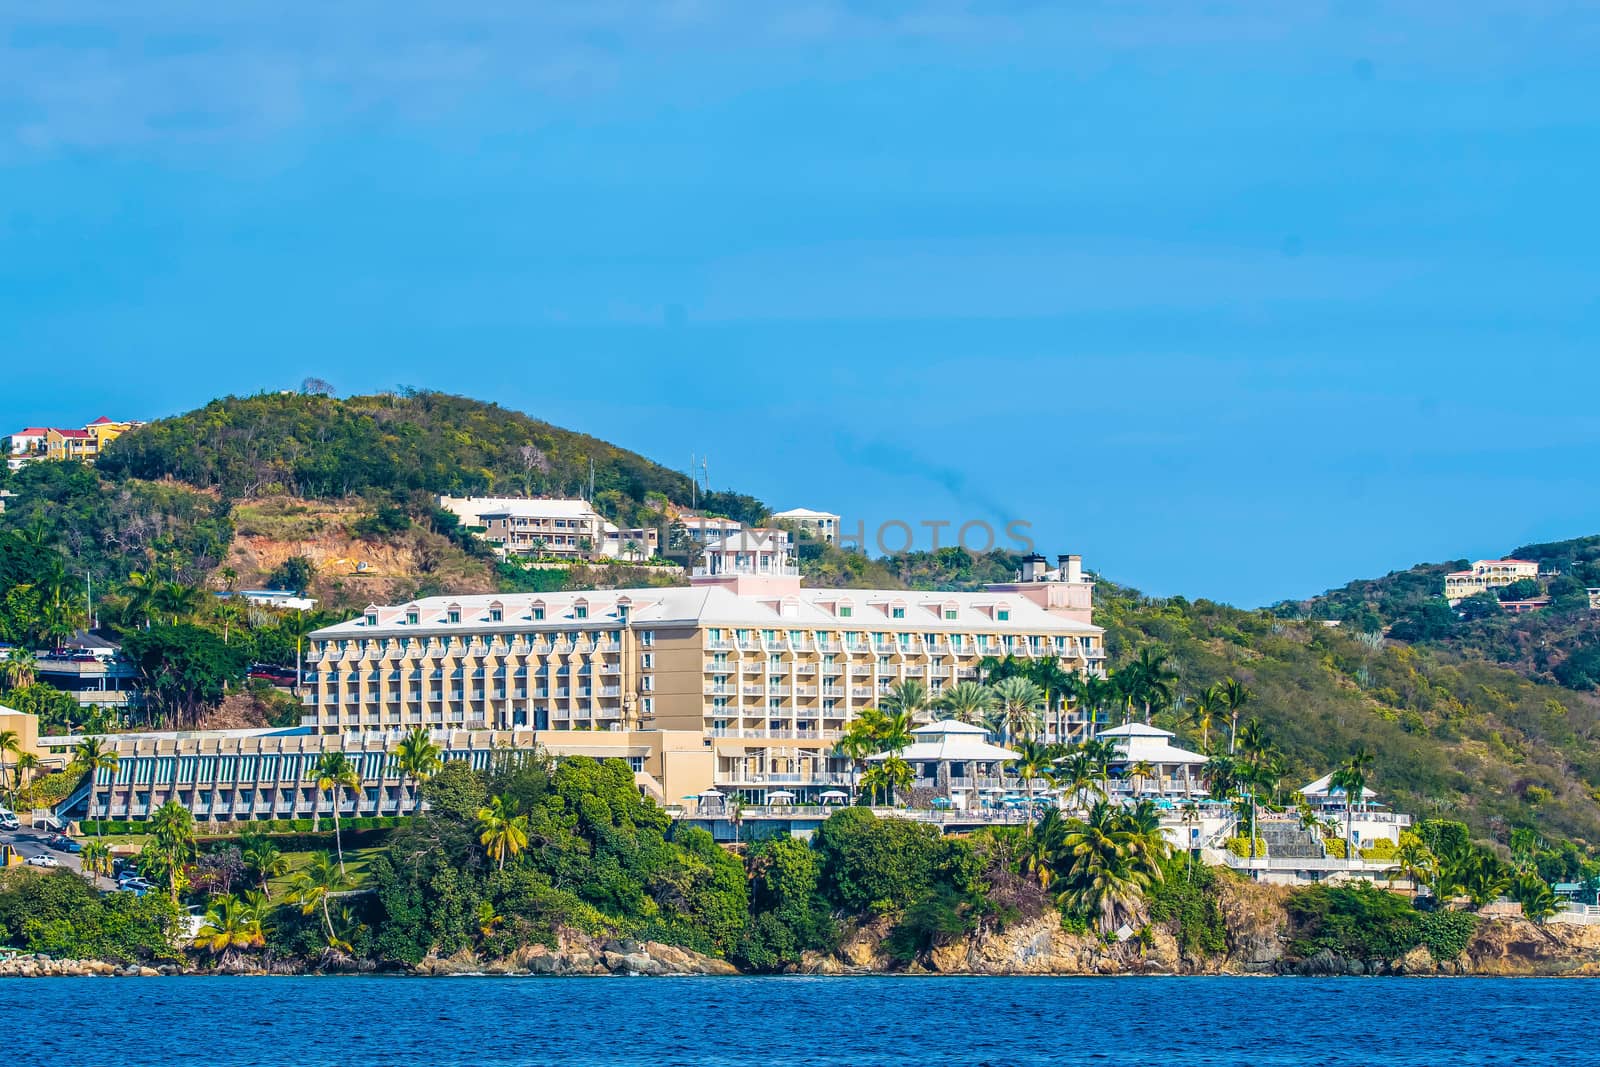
[42,418,136,463]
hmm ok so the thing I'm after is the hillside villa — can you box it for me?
[435,495,659,561]
[4,417,141,469]
[1444,558,1540,604]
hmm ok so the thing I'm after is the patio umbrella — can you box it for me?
[931,796,953,808]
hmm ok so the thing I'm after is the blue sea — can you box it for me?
[11,975,1588,1065]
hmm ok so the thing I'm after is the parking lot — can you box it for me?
[1,827,115,889]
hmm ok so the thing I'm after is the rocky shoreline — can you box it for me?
[8,892,1600,979]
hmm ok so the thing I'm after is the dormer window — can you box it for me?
[404,604,420,626]
[365,612,378,627]
[533,607,545,621]
[997,608,1010,622]
[488,600,504,623]
[616,596,631,623]
[575,604,589,620]
[839,606,853,618]
[447,603,462,625]
[891,607,906,619]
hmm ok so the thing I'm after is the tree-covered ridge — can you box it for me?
[1292,534,1600,691]
[1097,582,1600,845]
[96,390,766,526]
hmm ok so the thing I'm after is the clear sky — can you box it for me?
[3,3,1598,607]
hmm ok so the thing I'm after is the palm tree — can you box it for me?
[1057,802,1151,932]
[313,751,361,875]
[195,891,267,964]
[155,581,204,626]
[393,726,443,813]
[1022,808,1067,890]
[1027,659,1075,743]
[871,708,915,756]
[0,648,38,690]
[148,800,195,901]
[120,571,161,630]
[1128,760,1156,799]
[832,723,876,804]
[1330,747,1374,863]
[241,836,289,899]
[1008,739,1055,812]
[214,599,246,645]
[860,755,913,807]
[935,681,995,725]
[476,793,530,870]
[11,751,39,808]
[69,736,119,839]
[990,676,1045,744]
[1219,677,1251,754]
[880,679,932,724]
[1080,736,1120,799]
[289,852,347,944]
[1053,749,1101,814]
[0,729,19,807]
[80,839,112,883]
[1126,648,1175,723]
[1187,683,1224,754]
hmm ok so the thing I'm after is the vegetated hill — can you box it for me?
[96,389,766,526]
[1292,534,1600,692]
[797,544,1028,590]
[1098,583,1600,846]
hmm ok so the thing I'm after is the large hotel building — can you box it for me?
[32,548,1105,823]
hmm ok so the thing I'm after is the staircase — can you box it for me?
[1259,820,1326,860]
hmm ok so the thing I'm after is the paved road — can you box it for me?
[1,829,115,888]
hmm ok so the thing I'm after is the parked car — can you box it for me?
[46,834,82,853]
[0,814,19,832]
[118,878,154,895]
[26,854,60,868]
[247,664,299,686]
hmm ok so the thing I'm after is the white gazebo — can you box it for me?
[867,719,1019,809]
[1098,722,1208,797]
[1299,773,1380,811]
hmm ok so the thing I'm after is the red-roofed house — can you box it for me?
[5,427,50,468]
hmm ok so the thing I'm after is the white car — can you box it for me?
[26,854,60,868]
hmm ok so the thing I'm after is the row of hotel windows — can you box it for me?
[107,748,559,787]
[707,629,1091,652]
[328,630,651,653]
[312,661,637,680]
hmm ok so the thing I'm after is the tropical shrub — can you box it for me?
[1225,836,1267,858]
[0,868,181,962]
[1286,883,1422,961]
[1145,858,1228,959]
[1417,909,1477,960]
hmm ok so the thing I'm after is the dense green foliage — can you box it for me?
[1286,882,1428,961]
[1144,857,1228,959]
[96,390,763,525]
[0,868,181,962]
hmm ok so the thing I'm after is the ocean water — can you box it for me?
[11,975,1587,1066]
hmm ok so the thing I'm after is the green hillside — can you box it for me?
[1292,535,1600,690]
[95,389,765,526]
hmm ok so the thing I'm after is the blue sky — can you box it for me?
[3,2,1599,606]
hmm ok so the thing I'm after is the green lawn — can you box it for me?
[267,846,383,897]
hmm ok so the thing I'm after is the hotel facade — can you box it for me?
[36,549,1105,823]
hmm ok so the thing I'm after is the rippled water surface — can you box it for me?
[9,975,1591,1066]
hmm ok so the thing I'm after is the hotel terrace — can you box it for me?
[24,546,1105,824]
